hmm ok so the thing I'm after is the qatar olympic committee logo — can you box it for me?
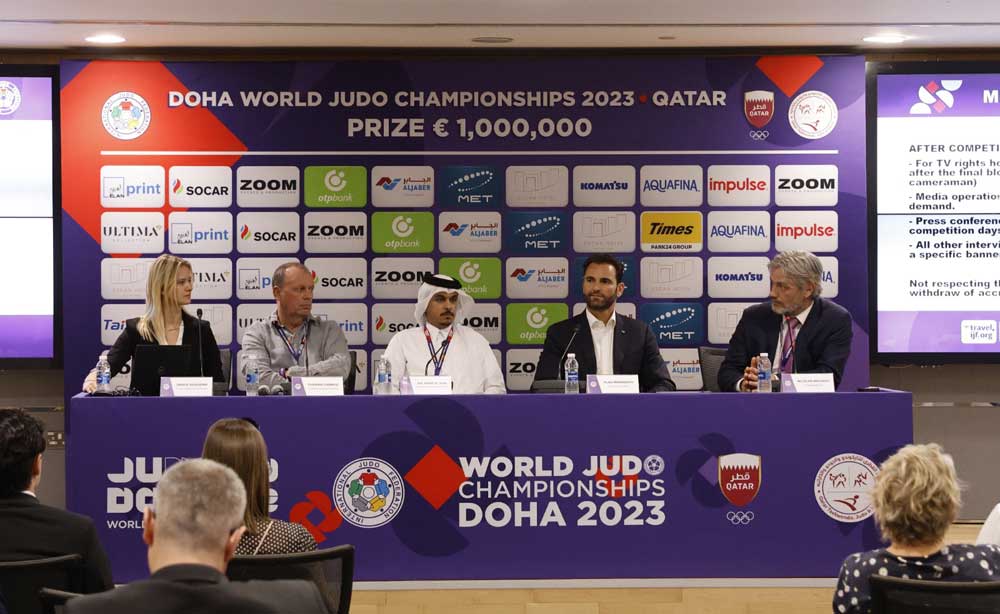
[0,81,22,116]
[102,91,152,140]
[333,457,405,528]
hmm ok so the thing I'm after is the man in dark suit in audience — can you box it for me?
[66,458,327,614]
[534,253,675,392]
[718,250,853,392]
[0,408,113,593]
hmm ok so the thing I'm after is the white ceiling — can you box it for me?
[2,0,1000,49]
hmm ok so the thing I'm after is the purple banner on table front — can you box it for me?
[67,392,911,583]
[0,77,52,121]
[0,315,53,357]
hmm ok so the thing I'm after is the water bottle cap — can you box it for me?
[567,353,575,358]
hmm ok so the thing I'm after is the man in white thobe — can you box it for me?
[382,274,506,394]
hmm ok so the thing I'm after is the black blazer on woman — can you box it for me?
[107,311,225,382]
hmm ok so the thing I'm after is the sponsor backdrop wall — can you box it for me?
[60,55,869,396]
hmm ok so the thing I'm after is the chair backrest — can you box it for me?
[870,575,1000,613]
[697,346,727,392]
[226,545,355,614]
[38,588,81,614]
[344,351,358,395]
[0,555,83,614]
[220,347,233,388]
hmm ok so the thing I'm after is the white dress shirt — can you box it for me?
[775,301,813,374]
[382,323,507,394]
[586,309,617,376]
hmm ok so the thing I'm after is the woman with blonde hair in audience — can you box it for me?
[833,443,1000,613]
[202,418,316,555]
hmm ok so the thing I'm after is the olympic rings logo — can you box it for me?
[726,510,754,525]
[749,130,769,140]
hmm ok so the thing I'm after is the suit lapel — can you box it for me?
[789,298,823,369]
[612,313,626,374]
[573,313,597,374]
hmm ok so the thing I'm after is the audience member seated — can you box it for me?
[65,459,326,614]
[0,409,112,593]
[976,500,1000,545]
[202,418,317,555]
[833,443,1000,614]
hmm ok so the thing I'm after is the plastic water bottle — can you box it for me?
[374,357,392,395]
[245,355,260,396]
[757,353,772,393]
[95,352,112,394]
[399,373,412,395]
[564,353,580,394]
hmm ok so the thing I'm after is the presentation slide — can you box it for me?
[877,72,1000,356]
[0,76,54,359]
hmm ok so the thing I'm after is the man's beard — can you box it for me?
[587,294,616,311]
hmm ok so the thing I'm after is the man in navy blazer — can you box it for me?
[534,254,675,392]
[718,251,853,392]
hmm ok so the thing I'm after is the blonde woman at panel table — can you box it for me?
[81,254,224,393]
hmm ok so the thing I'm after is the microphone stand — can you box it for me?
[558,324,581,380]
[195,308,205,377]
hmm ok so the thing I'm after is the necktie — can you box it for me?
[780,316,799,373]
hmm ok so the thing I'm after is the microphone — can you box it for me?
[558,324,581,380]
[257,385,271,396]
[195,308,205,377]
[425,356,435,376]
[270,384,286,396]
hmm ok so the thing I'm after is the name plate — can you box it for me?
[404,375,453,395]
[160,377,213,397]
[780,373,835,393]
[291,376,344,396]
[586,374,640,394]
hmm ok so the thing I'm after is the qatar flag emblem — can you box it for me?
[718,453,761,507]
[744,91,775,129]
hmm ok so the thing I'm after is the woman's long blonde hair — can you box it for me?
[137,254,191,343]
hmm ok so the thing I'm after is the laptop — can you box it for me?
[529,379,586,394]
[131,345,196,396]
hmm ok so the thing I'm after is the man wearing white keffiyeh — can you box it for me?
[381,274,506,394]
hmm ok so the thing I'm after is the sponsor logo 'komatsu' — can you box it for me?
[714,272,764,282]
[580,181,629,191]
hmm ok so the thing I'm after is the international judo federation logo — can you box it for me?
[814,453,878,523]
[0,81,22,116]
[101,91,152,140]
[333,457,405,528]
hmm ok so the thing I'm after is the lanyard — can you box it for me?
[275,320,309,363]
[423,326,454,376]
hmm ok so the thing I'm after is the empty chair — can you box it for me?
[870,576,1000,613]
[227,545,355,614]
[697,346,727,392]
[0,555,82,614]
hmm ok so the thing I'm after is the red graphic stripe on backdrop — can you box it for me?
[755,55,825,98]
[61,61,248,245]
